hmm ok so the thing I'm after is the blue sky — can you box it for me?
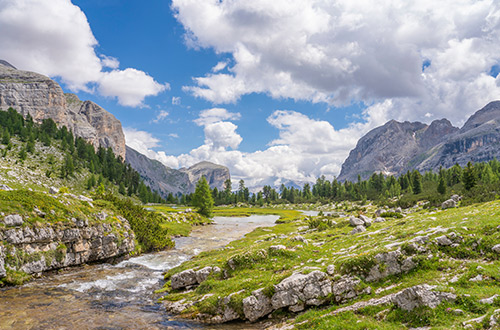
[1,0,499,188]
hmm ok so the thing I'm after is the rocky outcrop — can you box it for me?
[0,61,125,159]
[392,284,456,311]
[0,214,135,279]
[170,266,220,290]
[126,146,230,196]
[365,250,416,282]
[339,101,500,181]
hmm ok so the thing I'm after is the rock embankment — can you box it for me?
[0,213,135,280]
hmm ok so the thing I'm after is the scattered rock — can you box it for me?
[479,294,499,304]
[374,217,386,223]
[392,284,456,311]
[269,245,287,252]
[243,288,273,322]
[95,212,108,221]
[48,186,59,194]
[441,199,456,209]
[331,275,371,303]
[350,225,366,234]
[3,214,24,227]
[0,184,13,191]
[349,217,364,227]
[359,215,372,227]
[366,251,416,282]
[271,271,332,312]
[492,244,500,254]
[435,235,453,246]
[326,265,335,276]
[469,274,483,282]
[450,194,461,202]
[171,269,197,289]
[171,266,220,290]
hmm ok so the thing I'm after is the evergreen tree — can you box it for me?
[437,175,446,195]
[192,176,214,217]
[462,161,477,191]
[412,170,422,194]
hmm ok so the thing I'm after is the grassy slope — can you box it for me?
[160,201,500,329]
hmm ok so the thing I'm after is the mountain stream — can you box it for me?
[0,215,280,330]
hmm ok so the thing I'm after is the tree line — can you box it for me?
[179,159,500,209]
[0,107,165,204]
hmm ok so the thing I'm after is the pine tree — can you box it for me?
[412,170,423,194]
[462,161,477,191]
[192,176,214,217]
[437,175,446,195]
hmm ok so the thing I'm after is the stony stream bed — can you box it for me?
[0,215,279,330]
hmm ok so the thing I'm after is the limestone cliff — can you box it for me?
[0,210,135,279]
[0,61,126,159]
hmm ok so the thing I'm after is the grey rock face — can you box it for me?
[271,271,332,311]
[338,119,458,181]
[126,146,230,197]
[0,62,125,159]
[366,251,416,282]
[392,284,456,311]
[331,275,371,303]
[171,269,198,290]
[3,214,23,227]
[243,288,273,322]
[1,217,135,277]
[339,101,500,181]
[0,245,6,278]
[171,266,220,290]
[0,184,13,191]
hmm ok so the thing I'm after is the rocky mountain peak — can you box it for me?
[340,100,500,180]
[0,61,125,159]
[0,60,16,69]
[461,101,500,132]
[125,146,230,197]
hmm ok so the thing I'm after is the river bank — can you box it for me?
[0,214,279,329]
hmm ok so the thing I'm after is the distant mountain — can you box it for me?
[0,60,125,158]
[339,101,500,181]
[126,146,230,197]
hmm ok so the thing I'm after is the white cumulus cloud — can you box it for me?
[173,0,500,125]
[0,0,168,107]
[194,108,241,126]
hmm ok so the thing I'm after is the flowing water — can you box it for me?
[0,215,279,330]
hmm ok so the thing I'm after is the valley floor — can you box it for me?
[160,201,500,329]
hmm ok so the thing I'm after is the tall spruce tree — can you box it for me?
[192,176,214,217]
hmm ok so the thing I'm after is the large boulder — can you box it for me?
[243,288,273,322]
[441,199,457,209]
[392,284,456,311]
[271,271,332,312]
[171,266,220,290]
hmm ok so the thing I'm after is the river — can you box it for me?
[0,215,279,330]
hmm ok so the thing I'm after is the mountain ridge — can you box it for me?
[339,101,500,181]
